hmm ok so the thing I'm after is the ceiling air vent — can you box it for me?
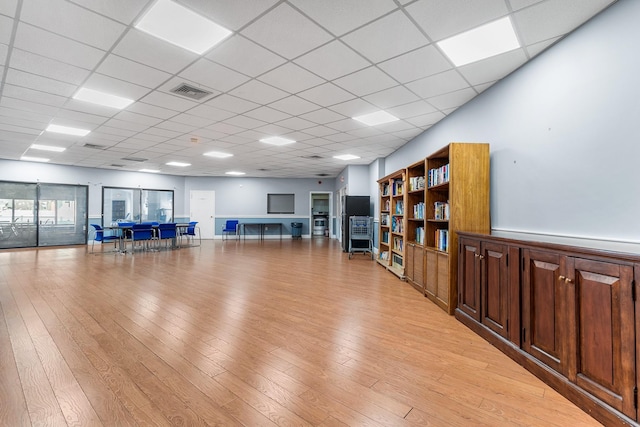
[83,143,106,150]
[121,157,148,162]
[110,164,125,168]
[302,155,323,159]
[170,83,213,100]
[316,173,330,177]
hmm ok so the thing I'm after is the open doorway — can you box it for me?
[309,192,333,238]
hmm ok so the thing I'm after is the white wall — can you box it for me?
[385,0,639,243]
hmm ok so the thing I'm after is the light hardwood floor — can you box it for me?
[0,238,602,426]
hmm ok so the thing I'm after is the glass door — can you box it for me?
[38,184,88,246]
[0,182,38,249]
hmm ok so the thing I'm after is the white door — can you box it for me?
[190,190,215,239]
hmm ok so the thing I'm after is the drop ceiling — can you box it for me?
[0,0,616,178]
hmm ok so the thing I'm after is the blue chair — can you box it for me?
[158,223,177,249]
[183,221,201,246]
[222,220,239,241]
[130,223,154,252]
[89,224,119,253]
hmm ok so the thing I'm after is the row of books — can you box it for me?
[393,236,404,252]
[392,216,403,233]
[381,213,389,226]
[415,226,424,245]
[379,251,389,261]
[395,200,404,215]
[428,163,449,187]
[435,229,449,252]
[434,201,450,220]
[408,175,425,191]
[383,199,390,211]
[381,230,389,244]
[413,202,425,219]
[392,253,403,268]
[381,182,389,196]
[392,179,404,196]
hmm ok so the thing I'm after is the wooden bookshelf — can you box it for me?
[405,160,426,293]
[377,170,405,279]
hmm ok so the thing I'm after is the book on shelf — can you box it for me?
[415,226,424,245]
[393,236,404,252]
[391,216,403,233]
[379,251,389,261]
[395,200,404,215]
[428,164,449,187]
[381,213,389,226]
[384,199,390,211]
[413,202,425,219]
[408,175,425,191]
[435,229,449,252]
[381,230,389,244]
[392,179,404,196]
[434,201,450,220]
[392,253,403,268]
[381,182,389,196]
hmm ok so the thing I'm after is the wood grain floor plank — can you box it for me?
[0,240,603,426]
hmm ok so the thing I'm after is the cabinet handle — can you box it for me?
[474,253,479,258]
[565,278,573,284]
[478,255,484,260]
[559,275,566,281]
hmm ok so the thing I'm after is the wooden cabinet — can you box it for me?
[405,243,424,292]
[405,160,426,291]
[456,231,640,426]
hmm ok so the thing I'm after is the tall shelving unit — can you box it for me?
[377,170,405,279]
[376,142,489,314]
[424,143,490,314]
[405,160,426,292]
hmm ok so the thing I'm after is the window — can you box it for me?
[102,187,174,224]
[267,193,294,214]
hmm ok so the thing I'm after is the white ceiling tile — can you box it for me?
[427,87,478,110]
[204,94,260,114]
[241,3,332,59]
[514,0,613,45]
[5,68,77,97]
[139,91,199,112]
[20,0,125,50]
[68,0,148,24]
[328,99,378,118]
[62,99,119,118]
[299,108,345,124]
[155,120,193,133]
[103,118,148,132]
[347,126,383,138]
[291,0,397,36]
[341,11,428,63]
[224,115,267,130]
[301,125,338,137]
[0,15,12,45]
[364,85,420,109]
[180,58,250,93]
[459,49,528,86]
[326,118,367,132]
[258,63,325,94]
[144,127,183,139]
[1,97,60,116]
[122,102,178,120]
[168,113,214,128]
[187,104,236,122]
[253,124,295,136]
[229,79,289,104]
[178,0,279,31]
[2,84,68,108]
[474,82,495,94]
[244,106,291,123]
[525,37,560,58]
[406,111,447,127]
[323,132,356,142]
[387,100,437,119]
[0,122,41,135]
[269,96,320,116]
[378,45,452,84]
[333,66,397,97]
[406,69,469,99]
[56,108,111,125]
[82,73,150,102]
[14,23,105,69]
[206,122,246,135]
[8,49,88,85]
[113,111,164,127]
[207,35,286,77]
[508,0,545,11]
[406,0,509,41]
[0,44,7,66]
[298,83,355,107]
[275,117,316,131]
[294,40,370,81]
[113,29,198,74]
[376,119,416,133]
[0,0,17,17]
[0,115,46,131]
[96,55,172,89]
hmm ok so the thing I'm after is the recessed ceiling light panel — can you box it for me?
[30,144,66,152]
[225,171,246,176]
[73,87,134,110]
[139,169,160,173]
[333,154,360,161]
[260,136,296,146]
[136,0,232,54]
[352,110,399,126]
[166,161,191,167]
[21,156,50,162]
[45,124,91,136]
[203,151,233,158]
[437,16,520,66]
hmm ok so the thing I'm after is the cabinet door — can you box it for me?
[406,243,415,282]
[458,238,481,321]
[425,248,437,299]
[566,258,635,418]
[522,249,567,375]
[413,246,425,290]
[481,241,509,339]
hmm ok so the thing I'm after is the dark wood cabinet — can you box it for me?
[456,231,640,426]
[405,243,424,292]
